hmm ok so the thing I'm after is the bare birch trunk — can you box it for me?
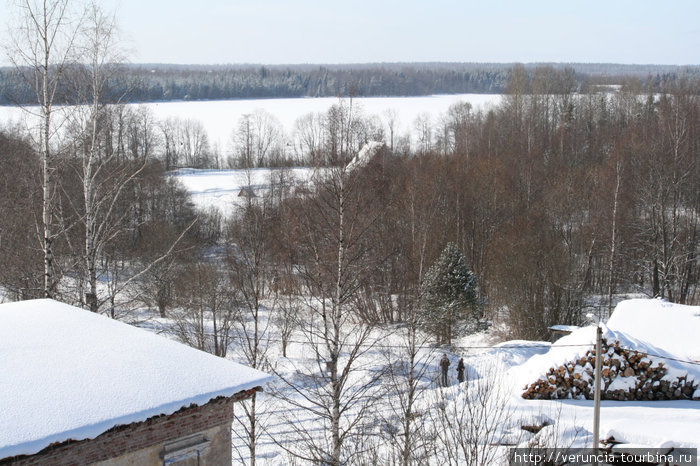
[606,160,622,317]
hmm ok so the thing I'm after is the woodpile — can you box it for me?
[522,338,699,401]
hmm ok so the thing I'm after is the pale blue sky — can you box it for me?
[6,0,700,65]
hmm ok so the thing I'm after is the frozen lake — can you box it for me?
[143,94,501,147]
[0,94,502,149]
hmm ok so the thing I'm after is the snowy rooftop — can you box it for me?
[606,298,700,362]
[548,324,580,332]
[0,299,273,459]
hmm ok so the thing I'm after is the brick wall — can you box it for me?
[2,389,258,466]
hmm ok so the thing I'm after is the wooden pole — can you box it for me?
[593,324,602,462]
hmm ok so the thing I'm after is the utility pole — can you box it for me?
[588,314,602,463]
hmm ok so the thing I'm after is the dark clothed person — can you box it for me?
[439,354,450,386]
[457,357,465,383]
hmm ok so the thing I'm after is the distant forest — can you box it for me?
[1,62,699,105]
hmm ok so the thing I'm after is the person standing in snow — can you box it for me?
[439,354,450,386]
[456,357,465,383]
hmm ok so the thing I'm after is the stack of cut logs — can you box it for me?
[522,338,699,401]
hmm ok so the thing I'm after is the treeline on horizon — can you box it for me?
[1,62,699,105]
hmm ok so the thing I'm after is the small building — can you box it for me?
[547,324,580,342]
[237,186,257,198]
[0,299,272,465]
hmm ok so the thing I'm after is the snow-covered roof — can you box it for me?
[346,141,383,172]
[607,298,700,362]
[548,324,580,332]
[0,299,273,459]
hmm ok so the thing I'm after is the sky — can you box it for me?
[3,0,699,66]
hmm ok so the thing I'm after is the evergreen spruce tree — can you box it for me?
[420,243,483,345]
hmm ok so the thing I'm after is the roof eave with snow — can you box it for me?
[0,299,273,459]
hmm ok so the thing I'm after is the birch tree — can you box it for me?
[272,158,386,465]
[5,0,81,297]
[227,193,276,466]
[70,2,142,312]
[381,308,434,466]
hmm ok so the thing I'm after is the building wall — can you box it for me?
[2,392,256,466]
[95,424,230,466]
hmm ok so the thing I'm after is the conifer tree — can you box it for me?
[420,243,483,345]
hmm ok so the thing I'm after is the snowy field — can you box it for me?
[242,299,700,464]
[0,94,502,149]
[136,298,700,465]
[171,142,383,217]
[173,167,317,217]
[2,287,697,464]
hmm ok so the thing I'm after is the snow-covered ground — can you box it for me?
[173,167,317,217]
[2,273,697,464]
[137,298,700,465]
[173,143,386,217]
